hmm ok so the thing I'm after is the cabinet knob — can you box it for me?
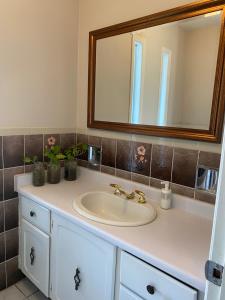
[30,211,36,217]
[146,285,155,295]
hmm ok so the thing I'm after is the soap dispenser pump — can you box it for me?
[160,181,172,210]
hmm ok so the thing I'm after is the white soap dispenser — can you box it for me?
[160,181,172,210]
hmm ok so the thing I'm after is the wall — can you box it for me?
[0,0,78,130]
[76,0,222,153]
[0,0,79,291]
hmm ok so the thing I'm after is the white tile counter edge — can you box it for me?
[15,167,213,293]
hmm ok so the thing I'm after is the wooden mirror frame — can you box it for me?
[88,0,225,143]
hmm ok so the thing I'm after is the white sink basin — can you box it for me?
[73,191,156,227]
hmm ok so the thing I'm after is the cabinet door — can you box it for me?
[20,218,50,297]
[119,285,143,300]
[51,214,116,300]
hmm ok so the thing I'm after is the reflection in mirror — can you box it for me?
[95,11,222,130]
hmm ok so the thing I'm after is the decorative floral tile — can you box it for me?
[131,142,151,176]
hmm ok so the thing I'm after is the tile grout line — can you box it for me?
[194,150,201,200]
[170,147,175,186]
[2,135,7,288]
[149,144,153,186]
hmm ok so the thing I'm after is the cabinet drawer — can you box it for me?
[20,196,50,234]
[119,285,143,300]
[120,251,197,300]
[20,218,50,297]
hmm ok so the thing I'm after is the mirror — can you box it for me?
[88,1,225,142]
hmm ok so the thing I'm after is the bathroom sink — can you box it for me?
[73,191,156,226]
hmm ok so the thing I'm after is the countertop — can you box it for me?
[17,167,213,293]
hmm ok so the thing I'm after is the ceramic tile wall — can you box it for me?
[78,134,220,205]
[0,133,75,291]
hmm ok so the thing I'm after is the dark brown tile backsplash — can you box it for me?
[4,167,24,200]
[150,177,162,189]
[77,134,88,161]
[116,169,131,180]
[77,133,88,144]
[0,171,3,202]
[5,228,18,260]
[0,263,6,290]
[101,138,116,168]
[60,133,75,152]
[172,148,198,188]
[6,257,24,286]
[199,151,221,169]
[171,183,195,198]
[0,234,5,263]
[151,145,173,181]
[25,135,43,162]
[0,137,3,169]
[4,198,18,231]
[195,190,216,205]
[132,173,149,186]
[3,135,24,168]
[75,133,219,204]
[116,140,132,172]
[101,165,115,176]
[88,135,102,147]
[0,203,4,233]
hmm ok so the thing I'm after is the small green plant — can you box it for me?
[23,155,39,164]
[64,144,88,161]
[44,145,65,165]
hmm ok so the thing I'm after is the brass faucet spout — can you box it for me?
[110,184,135,199]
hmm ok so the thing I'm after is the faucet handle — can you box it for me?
[110,183,121,189]
[135,190,145,197]
[135,190,146,204]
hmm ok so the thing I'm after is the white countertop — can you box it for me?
[16,167,213,293]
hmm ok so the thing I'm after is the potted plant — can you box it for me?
[64,143,88,181]
[23,156,45,187]
[44,139,65,184]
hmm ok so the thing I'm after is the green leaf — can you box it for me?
[56,154,65,160]
[23,156,32,164]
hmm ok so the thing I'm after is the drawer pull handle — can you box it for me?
[30,211,36,217]
[30,247,35,265]
[146,285,155,295]
[74,268,81,291]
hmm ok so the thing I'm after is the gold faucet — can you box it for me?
[110,184,135,200]
[135,190,146,204]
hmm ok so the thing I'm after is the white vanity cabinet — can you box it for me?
[18,195,201,300]
[50,213,116,300]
